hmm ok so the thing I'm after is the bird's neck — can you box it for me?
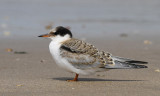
[50,35,71,45]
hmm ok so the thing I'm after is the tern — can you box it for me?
[38,26,148,81]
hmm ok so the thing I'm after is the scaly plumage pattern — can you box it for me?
[60,38,147,70]
[39,26,148,81]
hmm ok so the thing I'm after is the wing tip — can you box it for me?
[134,65,148,68]
[127,61,148,64]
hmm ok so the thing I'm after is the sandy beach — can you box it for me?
[1,0,160,96]
[0,36,160,96]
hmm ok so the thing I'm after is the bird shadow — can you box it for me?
[52,77,146,82]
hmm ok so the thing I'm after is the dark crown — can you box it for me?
[54,26,72,38]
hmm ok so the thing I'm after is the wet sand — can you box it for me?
[1,0,160,95]
[0,37,160,96]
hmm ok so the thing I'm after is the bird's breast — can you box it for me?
[49,41,77,72]
[49,41,61,63]
[48,41,98,75]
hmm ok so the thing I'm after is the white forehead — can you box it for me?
[50,28,56,33]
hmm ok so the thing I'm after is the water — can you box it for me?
[0,0,160,39]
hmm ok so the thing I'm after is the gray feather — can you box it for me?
[105,60,148,69]
[60,38,148,70]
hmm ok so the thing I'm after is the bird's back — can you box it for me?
[60,38,148,70]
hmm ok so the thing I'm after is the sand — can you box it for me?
[0,37,160,96]
[0,0,160,95]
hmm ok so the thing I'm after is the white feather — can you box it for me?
[49,35,95,75]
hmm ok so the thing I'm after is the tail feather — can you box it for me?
[126,60,148,64]
[112,56,148,64]
[105,56,148,69]
[105,61,148,69]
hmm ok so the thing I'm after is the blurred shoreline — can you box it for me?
[0,0,160,96]
[1,0,160,38]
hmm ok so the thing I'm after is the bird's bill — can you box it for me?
[38,34,50,37]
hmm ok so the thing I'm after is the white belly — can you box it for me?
[49,41,95,75]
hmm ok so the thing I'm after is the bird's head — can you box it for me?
[38,26,72,41]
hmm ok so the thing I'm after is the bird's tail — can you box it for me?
[105,56,148,69]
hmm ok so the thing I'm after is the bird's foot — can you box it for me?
[67,73,79,82]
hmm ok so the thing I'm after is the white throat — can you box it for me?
[49,34,72,71]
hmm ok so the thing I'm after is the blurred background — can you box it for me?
[0,1,160,95]
[0,0,160,40]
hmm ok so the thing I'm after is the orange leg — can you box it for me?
[67,73,79,82]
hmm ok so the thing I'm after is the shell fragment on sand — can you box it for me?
[144,40,152,45]
[6,48,13,52]
[155,69,160,72]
